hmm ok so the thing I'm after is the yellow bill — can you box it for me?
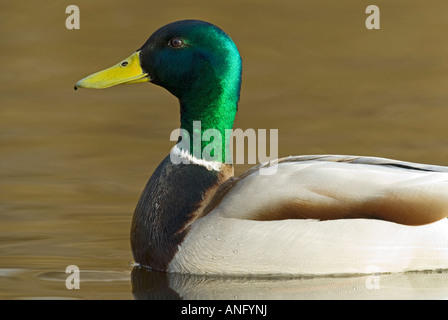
[75,51,149,89]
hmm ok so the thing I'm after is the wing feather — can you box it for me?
[204,155,448,225]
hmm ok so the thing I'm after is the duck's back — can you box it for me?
[168,155,448,275]
[210,155,448,225]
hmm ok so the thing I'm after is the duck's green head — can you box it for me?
[139,20,242,103]
[76,20,242,162]
[76,20,241,97]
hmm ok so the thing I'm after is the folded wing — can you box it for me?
[206,155,448,225]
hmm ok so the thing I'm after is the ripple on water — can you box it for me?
[0,268,25,277]
[37,270,130,282]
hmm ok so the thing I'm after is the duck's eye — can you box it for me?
[169,38,183,48]
[121,61,128,67]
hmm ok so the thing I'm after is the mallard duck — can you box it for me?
[76,20,448,275]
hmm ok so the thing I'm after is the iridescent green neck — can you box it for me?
[179,87,239,163]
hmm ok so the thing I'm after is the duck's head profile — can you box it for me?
[76,19,242,162]
[76,20,242,96]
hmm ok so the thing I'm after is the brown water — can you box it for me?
[1,0,448,299]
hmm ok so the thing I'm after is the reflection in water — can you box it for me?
[131,267,448,300]
[132,268,181,300]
